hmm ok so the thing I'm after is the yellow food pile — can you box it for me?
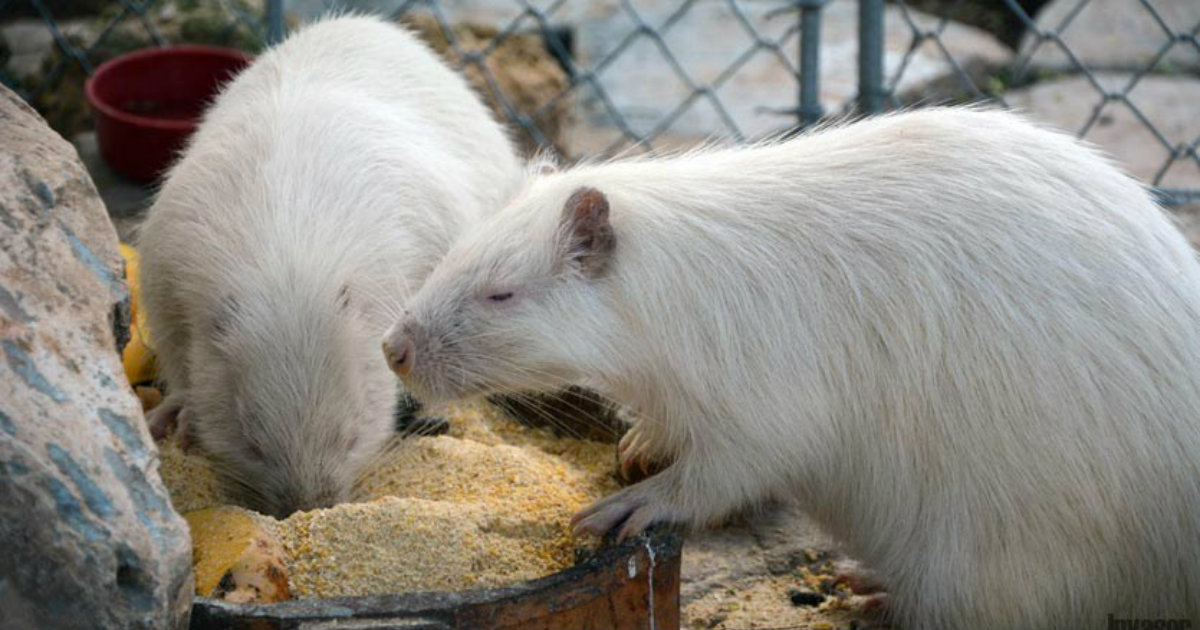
[122,243,620,601]
[158,403,621,600]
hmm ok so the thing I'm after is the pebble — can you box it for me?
[789,589,827,607]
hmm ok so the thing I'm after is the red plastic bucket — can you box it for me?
[85,46,252,182]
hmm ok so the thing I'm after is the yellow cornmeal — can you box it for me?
[158,438,227,513]
[158,401,621,599]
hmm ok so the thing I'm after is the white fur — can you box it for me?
[137,15,521,517]
[389,107,1200,628]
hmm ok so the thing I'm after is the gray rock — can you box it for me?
[1006,72,1200,190]
[1020,0,1200,74]
[0,85,193,630]
[0,19,95,79]
[1,19,55,78]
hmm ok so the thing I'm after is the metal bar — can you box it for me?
[1153,187,1200,208]
[796,0,825,127]
[265,0,285,45]
[857,0,885,114]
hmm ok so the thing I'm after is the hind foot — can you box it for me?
[834,559,885,595]
[834,560,891,620]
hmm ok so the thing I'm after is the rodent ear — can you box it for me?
[560,186,615,279]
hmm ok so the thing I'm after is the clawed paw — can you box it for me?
[833,559,892,618]
[834,559,886,595]
[570,486,672,542]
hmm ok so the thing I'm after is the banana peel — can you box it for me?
[118,244,158,388]
[184,507,291,603]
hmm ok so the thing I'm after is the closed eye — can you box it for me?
[487,292,514,303]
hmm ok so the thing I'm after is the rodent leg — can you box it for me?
[616,414,673,482]
[618,424,651,480]
[571,462,692,541]
[570,482,661,541]
[834,559,891,620]
[146,393,182,441]
[834,559,886,595]
[146,391,195,451]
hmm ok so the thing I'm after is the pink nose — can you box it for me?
[383,336,415,378]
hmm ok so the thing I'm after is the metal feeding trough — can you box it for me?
[191,528,681,630]
[190,388,682,630]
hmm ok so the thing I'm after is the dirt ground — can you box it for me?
[680,502,883,630]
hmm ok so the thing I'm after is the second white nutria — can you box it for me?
[138,15,522,517]
[383,108,1200,628]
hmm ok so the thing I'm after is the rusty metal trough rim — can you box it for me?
[190,526,682,627]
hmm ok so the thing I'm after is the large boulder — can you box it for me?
[0,85,193,629]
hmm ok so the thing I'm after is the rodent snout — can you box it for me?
[382,330,415,378]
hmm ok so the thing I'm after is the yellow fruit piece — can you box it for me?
[134,386,163,412]
[121,326,157,387]
[184,507,291,603]
[118,244,157,387]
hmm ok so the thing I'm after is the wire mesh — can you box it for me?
[1,0,1196,204]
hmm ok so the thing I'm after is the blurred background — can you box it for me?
[1,0,1197,238]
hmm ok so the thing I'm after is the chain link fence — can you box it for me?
[2,0,1197,205]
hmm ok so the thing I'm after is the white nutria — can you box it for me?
[137,14,521,518]
[383,107,1200,628]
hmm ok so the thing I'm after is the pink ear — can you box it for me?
[562,187,615,278]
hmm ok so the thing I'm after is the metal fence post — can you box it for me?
[857,0,885,114]
[796,0,827,127]
[265,0,285,45]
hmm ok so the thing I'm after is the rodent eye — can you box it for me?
[486,292,514,303]
[248,443,266,461]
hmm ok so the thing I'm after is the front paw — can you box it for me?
[570,482,679,541]
[146,394,195,451]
